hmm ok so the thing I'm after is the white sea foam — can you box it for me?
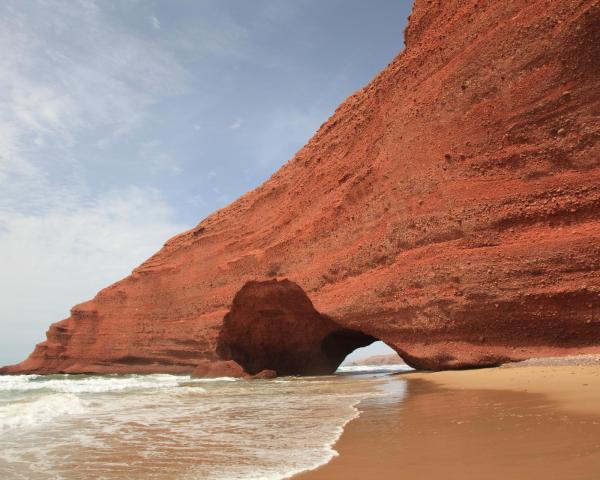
[188,376,239,382]
[337,363,413,374]
[0,393,86,431]
[0,373,208,394]
[0,372,401,480]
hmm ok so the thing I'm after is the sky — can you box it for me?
[0,0,413,366]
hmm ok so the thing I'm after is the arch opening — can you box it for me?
[339,340,403,367]
[320,329,378,372]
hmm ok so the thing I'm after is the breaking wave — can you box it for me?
[0,371,402,479]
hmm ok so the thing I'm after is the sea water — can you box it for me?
[0,365,410,480]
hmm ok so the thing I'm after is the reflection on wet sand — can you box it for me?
[296,375,600,479]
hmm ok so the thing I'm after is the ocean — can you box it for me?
[0,365,411,480]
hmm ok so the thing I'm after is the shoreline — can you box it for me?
[294,356,600,479]
[0,368,394,480]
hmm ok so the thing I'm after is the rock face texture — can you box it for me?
[2,0,600,375]
[191,360,248,379]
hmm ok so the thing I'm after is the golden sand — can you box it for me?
[409,364,600,415]
[296,364,600,480]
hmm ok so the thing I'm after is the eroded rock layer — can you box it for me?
[2,0,600,374]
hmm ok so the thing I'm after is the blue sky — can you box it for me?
[0,0,413,365]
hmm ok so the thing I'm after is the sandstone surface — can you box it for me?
[191,360,248,379]
[252,370,278,380]
[2,0,599,375]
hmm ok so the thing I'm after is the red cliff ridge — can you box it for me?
[3,0,600,375]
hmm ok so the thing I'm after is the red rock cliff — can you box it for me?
[3,0,600,374]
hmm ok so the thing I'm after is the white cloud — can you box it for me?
[167,12,248,60]
[150,15,161,30]
[228,118,243,130]
[0,1,191,365]
[0,0,190,191]
[0,120,38,183]
[138,141,182,176]
[0,187,185,365]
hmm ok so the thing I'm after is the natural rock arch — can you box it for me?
[217,279,381,375]
[3,0,600,377]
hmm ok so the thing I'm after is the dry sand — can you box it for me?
[295,357,600,480]
[409,357,600,416]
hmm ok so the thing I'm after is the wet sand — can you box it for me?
[295,362,600,480]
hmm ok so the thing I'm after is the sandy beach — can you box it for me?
[295,358,600,480]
